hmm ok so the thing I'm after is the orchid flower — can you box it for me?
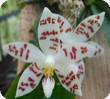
[3,8,105,98]
[55,8,105,83]
[53,9,105,84]
[38,8,105,84]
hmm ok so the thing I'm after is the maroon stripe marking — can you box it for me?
[49,46,56,50]
[63,48,68,56]
[88,26,94,33]
[70,52,73,59]
[39,37,47,40]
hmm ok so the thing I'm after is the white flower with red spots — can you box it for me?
[3,8,105,98]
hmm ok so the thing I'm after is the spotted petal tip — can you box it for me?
[100,12,105,16]
[43,7,50,12]
[99,11,105,22]
[75,88,82,96]
[87,42,104,57]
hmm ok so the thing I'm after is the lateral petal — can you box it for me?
[16,64,43,97]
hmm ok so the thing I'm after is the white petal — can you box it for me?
[38,7,61,55]
[0,92,6,99]
[16,64,43,97]
[56,12,105,43]
[86,41,104,57]
[55,14,74,44]
[69,61,85,84]
[55,41,103,63]
[42,77,55,98]
[55,64,82,96]
[3,42,46,68]
[55,59,85,84]
[74,12,105,42]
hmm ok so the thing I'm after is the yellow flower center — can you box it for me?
[43,65,54,77]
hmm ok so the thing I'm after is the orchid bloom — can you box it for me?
[3,8,105,98]
[54,8,105,81]
[38,7,104,84]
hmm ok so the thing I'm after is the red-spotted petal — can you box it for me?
[74,12,105,41]
[58,12,105,43]
[55,64,82,96]
[55,41,103,63]
[69,61,85,84]
[55,14,74,44]
[16,64,43,97]
[38,7,61,55]
[3,42,46,68]
[76,61,85,84]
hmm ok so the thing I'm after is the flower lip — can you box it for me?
[42,77,55,98]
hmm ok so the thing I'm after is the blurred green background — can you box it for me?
[0,0,19,45]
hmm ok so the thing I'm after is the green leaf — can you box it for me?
[83,0,95,6]
[5,75,75,99]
